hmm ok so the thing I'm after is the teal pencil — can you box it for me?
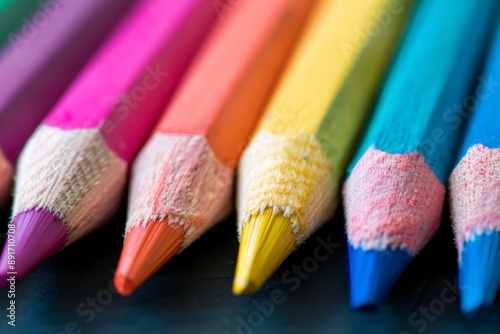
[0,0,40,48]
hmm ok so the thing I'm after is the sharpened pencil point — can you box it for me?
[233,209,296,295]
[114,274,137,297]
[115,220,185,296]
[349,245,412,309]
[232,279,259,296]
[459,232,500,314]
[0,209,68,285]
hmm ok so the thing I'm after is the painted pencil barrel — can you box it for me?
[0,0,136,207]
[0,0,40,49]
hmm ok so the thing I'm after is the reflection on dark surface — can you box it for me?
[0,198,499,334]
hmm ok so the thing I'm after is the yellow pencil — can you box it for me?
[233,0,414,295]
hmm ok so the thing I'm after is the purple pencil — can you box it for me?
[0,0,135,207]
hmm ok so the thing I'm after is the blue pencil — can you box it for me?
[448,18,500,314]
[342,0,499,309]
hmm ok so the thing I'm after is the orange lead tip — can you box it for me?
[114,274,136,297]
[114,220,185,296]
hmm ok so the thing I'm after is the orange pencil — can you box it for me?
[114,0,314,295]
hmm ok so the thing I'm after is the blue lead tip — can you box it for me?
[349,244,413,309]
[459,231,500,314]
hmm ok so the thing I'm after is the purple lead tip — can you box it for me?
[0,209,68,287]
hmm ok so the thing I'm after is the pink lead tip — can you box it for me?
[0,209,68,286]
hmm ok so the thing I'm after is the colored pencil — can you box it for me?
[233,0,413,295]
[449,18,500,314]
[0,0,39,49]
[0,0,218,284]
[114,0,314,296]
[0,0,134,208]
[343,0,499,309]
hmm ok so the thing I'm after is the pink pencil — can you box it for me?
[0,0,217,284]
[0,0,135,207]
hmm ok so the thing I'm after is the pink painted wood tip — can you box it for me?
[0,209,68,286]
[449,145,500,255]
[344,148,445,255]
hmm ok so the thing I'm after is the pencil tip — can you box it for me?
[459,232,500,314]
[349,244,412,309]
[114,274,137,297]
[115,220,185,295]
[233,209,296,295]
[0,209,68,285]
[232,279,259,296]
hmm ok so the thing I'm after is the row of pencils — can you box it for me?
[0,0,499,315]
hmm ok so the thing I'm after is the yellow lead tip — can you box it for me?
[233,208,296,295]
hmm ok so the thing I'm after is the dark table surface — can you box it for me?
[0,196,499,334]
